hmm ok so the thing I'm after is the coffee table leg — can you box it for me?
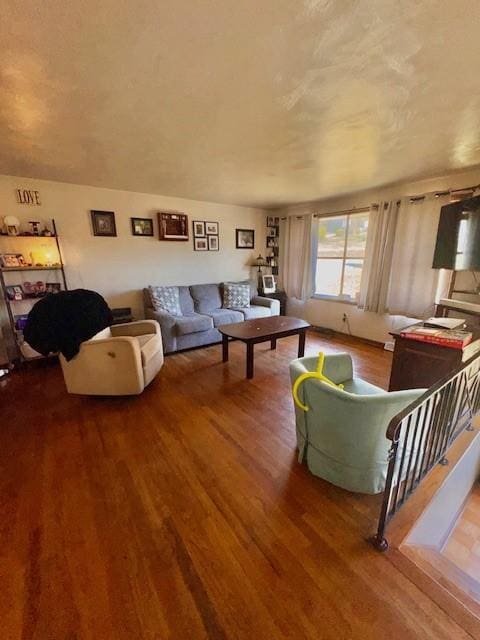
[246,342,254,379]
[271,338,277,350]
[298,330,306,357]
[222,334,229,362]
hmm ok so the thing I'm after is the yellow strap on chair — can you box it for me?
[292,352,344,412]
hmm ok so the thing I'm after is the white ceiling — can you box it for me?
[1,0,480,208]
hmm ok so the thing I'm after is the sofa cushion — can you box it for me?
[205,308,244,327]
[190,283,222,313]
[175,313,214,336]
[223,283,250,309]
[233,305,271,319]
[178,285,195,315]
[149,286,182,316]
[222,279,258,301]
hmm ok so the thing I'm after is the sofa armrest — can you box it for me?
[110,320,160,338]
[251,296,280,316]
[145,308,177,353]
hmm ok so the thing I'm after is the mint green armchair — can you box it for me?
[289,353,425,494]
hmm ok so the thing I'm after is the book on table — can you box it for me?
[400,326,473,349]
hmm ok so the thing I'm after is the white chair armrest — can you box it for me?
[110,320,161,337]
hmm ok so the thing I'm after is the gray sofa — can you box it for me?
[143,281,280,353]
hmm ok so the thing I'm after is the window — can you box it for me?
[315,211,369,301]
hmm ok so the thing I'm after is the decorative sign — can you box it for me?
[15,188,41,205]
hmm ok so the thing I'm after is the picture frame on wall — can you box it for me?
[158,212,189,241]
[208,235,219,251]
[205,221,218,235]
[131,217,154,236]
[194,237,208,251]
[235,228,255,249]
[193,220,205,237]
[91,210,117,237]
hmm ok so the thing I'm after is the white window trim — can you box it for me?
[313,211,368,301]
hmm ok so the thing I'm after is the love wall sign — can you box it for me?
[15,188,41,205]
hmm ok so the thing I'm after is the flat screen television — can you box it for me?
[432,195,480,270]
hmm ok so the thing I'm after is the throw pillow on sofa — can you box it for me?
[149,286,182,316]
[223,283,250,309]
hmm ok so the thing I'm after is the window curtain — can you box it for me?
[386,194,449,318]
[358,200,400,313]
[279,213,318,301]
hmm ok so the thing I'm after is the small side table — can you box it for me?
[260,290,287,315]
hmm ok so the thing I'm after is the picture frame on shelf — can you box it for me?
[194,237,208,251]
[1,253,24,268]
[208,235,219,251]
[266,237,277,248]
[236,228,255,249]
[45,282,61,294]
[158,212,189,241]
[5,285,24,301]
[262,275,276,294]
[193,220,205,237]
[91,210,117,237]
[205,221,219,235]
[131,217,154,236]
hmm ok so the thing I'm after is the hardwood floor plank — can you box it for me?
[0,331,474,639]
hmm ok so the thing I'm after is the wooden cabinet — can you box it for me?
[389,327,480,391]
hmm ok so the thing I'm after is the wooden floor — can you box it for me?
[0,331,474,639]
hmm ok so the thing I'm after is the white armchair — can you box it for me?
[59,320,164,395]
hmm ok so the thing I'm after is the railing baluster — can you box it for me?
[371,353,480,552]
[409,401,429,492]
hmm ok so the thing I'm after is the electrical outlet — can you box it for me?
[342,313,347,322]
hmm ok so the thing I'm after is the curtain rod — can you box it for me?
[280,182,480,219]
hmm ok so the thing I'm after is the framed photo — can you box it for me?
[45,282,61,294]
[131,217,154,236]
[5,285,24,300]
[193,220,205,237]
[266,237,277,248]
[262,275,276,294]
[1,253,22,268]
[236,229,255,249]
[194,237,208,251]
[208,235,219,251]
[158,212,188,241]
[266,216,274,227]
[91,210,117,237]
[267,227,276,237]
[205,221,218,235]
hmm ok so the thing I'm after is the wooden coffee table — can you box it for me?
[219,316,310,379]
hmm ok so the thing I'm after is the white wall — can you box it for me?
[0,174,267,361]
[276,167,480,343]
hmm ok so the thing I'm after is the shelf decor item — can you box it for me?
[262,275,276,294]
[158,212,188,241]
[0,253,25,268]
[131,217,154,236]
[236,228,255,249]
[3,216,21,236]
[91,210,117,237]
